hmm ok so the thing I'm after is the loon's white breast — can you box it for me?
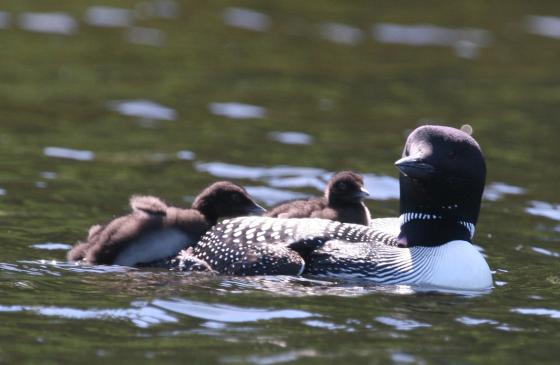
[308,237,492,290]
[412,240,492,290]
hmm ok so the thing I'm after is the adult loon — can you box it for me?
[67,181,266,266]
[266,171,371,225]
[177,125,492,290]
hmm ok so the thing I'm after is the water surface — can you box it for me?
[1,1,560,364]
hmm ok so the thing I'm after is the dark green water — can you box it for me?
[1,1,560,364]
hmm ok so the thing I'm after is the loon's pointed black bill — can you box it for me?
[394,156,436,179]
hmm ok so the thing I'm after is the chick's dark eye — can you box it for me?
[448,151,457,159]
[338,182,347,190]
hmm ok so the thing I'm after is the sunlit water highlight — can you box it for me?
[1,1,559,364]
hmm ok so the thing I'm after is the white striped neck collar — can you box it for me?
[397,212,476,247]
[399,212,476,239]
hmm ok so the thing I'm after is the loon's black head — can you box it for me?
[192,181,266,224]
[326,171,369,205]
[395,125,486,247]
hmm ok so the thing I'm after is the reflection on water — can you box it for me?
[373,23,491,59]
[0,298,314,329]
[128,27,165,47]
[19,12,78,35]
[483,182,525,201]
[196,161,269,179]
[40,171,57,180]
[134,0,179,20]
[176,150,196,160]
[531,246,560,258]
[31,243,73,251]
[0,303,177,328]
[375,316,431,331]
[526,15,560,39]
[267,175,326,190]
[222,349,318,365]
[319,22,364,45]
[456,316,498,326]
[43,147,95,161]
[512,307,560,320]
[209,102,267,119]
[267,131,313,145]
[223,7,270,32]
[0,11,10,29]
[107,99,177,121]
[304,319,349,331]
[196,161,400,202]
[526,201,560,221]
[2,1,560,363]
[362,174,400,200]
[153,298,313,323]
[391,352,420,365]
[84,6,132,28]
[244,186,309,205]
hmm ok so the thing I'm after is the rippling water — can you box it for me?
[1,1,560,364]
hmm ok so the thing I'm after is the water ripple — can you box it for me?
[244,186,309,206]
[267,131,313,145]
[107,99,177,121]
[44,147,95,161]
[303,319,349,331]
[19,12,78,35]
[319,22,364,45]
[222,7,270,32]
[456,316,498,326]
[373,23,491,59]
[135,0,179,19]
[0,11,10,29]
[483,182,525,201]
[375,316,431,331]
[511,307,560,319]
[222,349,318,364]
[176,150,196,160]
[152,298,314,323]
[196,161,399,201]
[84,6,132,28]
[531,246,560,258]
[363,174,400,200]
[526,15,560,39]
[209,102,266,119]
[31,243,73,251]
[0,304,177,328]
[128,27,166,47]
[526,201,560,221]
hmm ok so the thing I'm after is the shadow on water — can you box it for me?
[1,0,560,363]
